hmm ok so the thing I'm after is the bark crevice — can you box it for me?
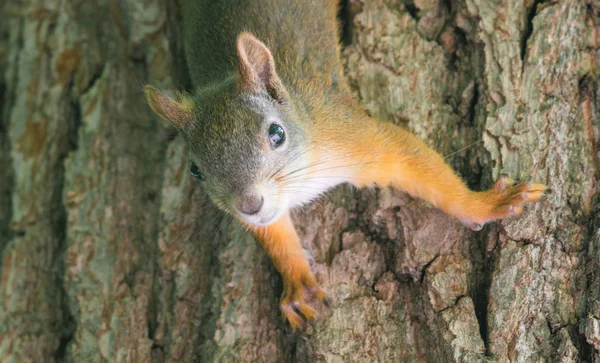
[469,230,496,355]
[1,0,598,361]
[52,80,86,362]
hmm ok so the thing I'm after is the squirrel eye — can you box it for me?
[268,123,285,148]
[190,163,205,180]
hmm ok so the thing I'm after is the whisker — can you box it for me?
[274,148,386,182]
[267,145,316,180]
[276,153,358,180]
[444,140,484,159]
[276,161,377,185]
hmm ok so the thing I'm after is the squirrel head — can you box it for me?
[145,33,314,226]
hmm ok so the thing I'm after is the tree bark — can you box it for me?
[1,0,599,362]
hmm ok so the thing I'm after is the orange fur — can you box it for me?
[155,0,548,331]
[241,64,547,329]
[247,214,325,329]
[308,109,547,230]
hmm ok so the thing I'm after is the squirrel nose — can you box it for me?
[237,194,264,215]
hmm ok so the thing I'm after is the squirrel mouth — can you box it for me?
[258,212,278,225]
[241,210,278,226]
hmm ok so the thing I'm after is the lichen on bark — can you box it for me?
[1,0,599,362]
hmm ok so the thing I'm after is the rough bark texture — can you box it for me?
[1,0,599,362]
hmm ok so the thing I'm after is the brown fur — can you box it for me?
[145,0,547,330]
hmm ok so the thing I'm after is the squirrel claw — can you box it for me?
[281,302,307,330]
[281,297,318,330]
[486,177,547,222]
[495,180,547,212]
[280,275,327,330]
[462,177,547,229]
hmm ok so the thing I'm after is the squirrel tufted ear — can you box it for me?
[144,85,194,129]
[236,32,287,103]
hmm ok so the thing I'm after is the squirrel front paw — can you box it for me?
[464,176,547,231]
[280,271,327,330]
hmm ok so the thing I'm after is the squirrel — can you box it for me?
[144,0,547,330]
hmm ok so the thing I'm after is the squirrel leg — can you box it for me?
[249,214,327,330]
[341,121,547,229]
[462,176,546,230]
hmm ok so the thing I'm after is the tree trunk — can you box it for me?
[1,0,599,362]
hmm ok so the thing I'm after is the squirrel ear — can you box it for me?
[144,86,194,129]
[236,32,287,103]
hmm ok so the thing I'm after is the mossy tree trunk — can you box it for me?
[1,0,599,362]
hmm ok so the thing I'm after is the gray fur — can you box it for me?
[184,77,307,217]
